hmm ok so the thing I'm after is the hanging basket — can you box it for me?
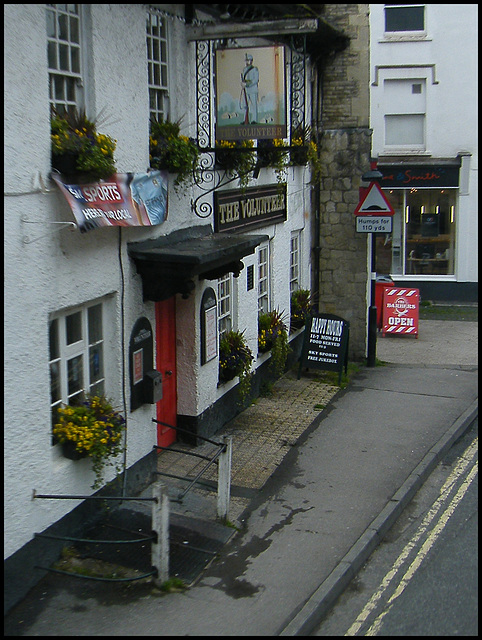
[61,441,89,460]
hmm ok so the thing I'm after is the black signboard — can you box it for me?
[377,164,459,188]
[214,184,287,233]
[298,313,349,384]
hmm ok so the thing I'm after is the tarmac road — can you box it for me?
[4,316,477,636]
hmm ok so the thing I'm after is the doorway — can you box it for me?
[155,297,177,448]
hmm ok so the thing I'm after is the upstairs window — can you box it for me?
[383,78,426,149]
[46,4,83,114]
[384,4,425,33]
[147,8,169,122]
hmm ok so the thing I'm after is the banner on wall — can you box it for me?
[52,171,168,233]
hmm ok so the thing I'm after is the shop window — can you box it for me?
[384,4,425,32]
[49,301,105,425]
[46,4,84,114]
[147,8,169,122]
[375,189,456,277]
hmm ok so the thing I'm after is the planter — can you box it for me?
[219,367,241,383]
[61,441,89,460]
[51,151,79,175]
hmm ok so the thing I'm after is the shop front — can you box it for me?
[374,161,468,301]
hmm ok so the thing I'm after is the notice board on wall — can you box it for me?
[298,313,349,384]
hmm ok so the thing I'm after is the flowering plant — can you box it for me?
[258,309,290,377]
[289,125,322,183]
[256,139,289,182]
[219,330,253,403]
[149,117,199,191]
[215,139,256,188]
[51,109,116,181]
[53,395,125,489]
[290,289,314,332]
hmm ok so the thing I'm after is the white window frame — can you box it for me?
[290,232,301,294]
[147,7,170,123]
[49,300,106,422]
[217,273,234,339]
[258,242,270,315]
[384,4,426,35]
[46,3,85,114]
[382,77,427,153]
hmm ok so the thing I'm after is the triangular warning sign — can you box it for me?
[354,181,395,216]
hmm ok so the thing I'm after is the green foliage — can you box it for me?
[258,309,290,377]
[149,117,200,191]
[290,288,314,332]
[219,330,254,403]
[51,108,117,181]
[215,139,257,188]
[289,124,322,183]
[53,394,125,489]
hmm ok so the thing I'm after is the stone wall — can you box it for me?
[315,4,371,361]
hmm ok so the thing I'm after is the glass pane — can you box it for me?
[385,6,424,31]
[59,43,69,71]
[67,76,76,101]
[46,9,56,37]
[47,42,57,69]
[54,75,65,100]
[50,361,61,403]
[49,318,59,360]
[385,115,424,146]
[88,304,102,342]
[58,13,68,40]
[66,311,82,344]
[70,16,79,43]
[89,380,104,397]
[67,354,83,395]
[71,46,80,73]
[89,345,103,381]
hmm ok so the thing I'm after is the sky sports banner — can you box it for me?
[52,171,168,233]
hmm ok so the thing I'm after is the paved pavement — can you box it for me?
[4,318,478,636]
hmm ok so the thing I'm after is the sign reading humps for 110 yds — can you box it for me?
[298,313,349,384]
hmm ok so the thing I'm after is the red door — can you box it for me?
[155,298,177,448]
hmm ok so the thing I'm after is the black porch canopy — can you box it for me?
[128,225,268,301]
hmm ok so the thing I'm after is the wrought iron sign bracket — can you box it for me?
[192,35,307,219]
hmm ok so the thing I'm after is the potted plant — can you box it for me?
[52,394,125,490]
[50,108,117,182]
[258,309,290,377]
[215,139,257,188]
[219,330,254,403]
[149,117,199,191]
[290,289,314,332]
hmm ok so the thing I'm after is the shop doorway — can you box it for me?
[155,297,177,448]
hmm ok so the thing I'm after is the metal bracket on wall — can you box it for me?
[192,35,307,219]
[21,216,77,244]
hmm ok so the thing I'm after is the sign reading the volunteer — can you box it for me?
[298,313,349,385]
[52,171,168,233]
[215,45,287,140]
[381,288,419,337]
[214,184,287,233]
[354,181,395,216]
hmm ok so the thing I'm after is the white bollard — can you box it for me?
[217,435,232,522]
[151,479,169,586]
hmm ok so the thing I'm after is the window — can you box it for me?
[258,243,270,315]
[49,301,105,423]
[375,189,456,277]
[384,79,426,149]
[46,4,83,114]
[290,232,301,294]
[217,273,233,339]
[147,8,169,122]
[384,4,425,32]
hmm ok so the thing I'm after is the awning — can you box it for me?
[128,225,268,301]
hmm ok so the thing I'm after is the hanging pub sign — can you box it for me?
[52,171,168,233]
[298,313,349,385]
[215,45,287,141]
[214,184,287,233]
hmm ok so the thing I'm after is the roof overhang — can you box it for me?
[128,225,268,302]
[186,18,319,41]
